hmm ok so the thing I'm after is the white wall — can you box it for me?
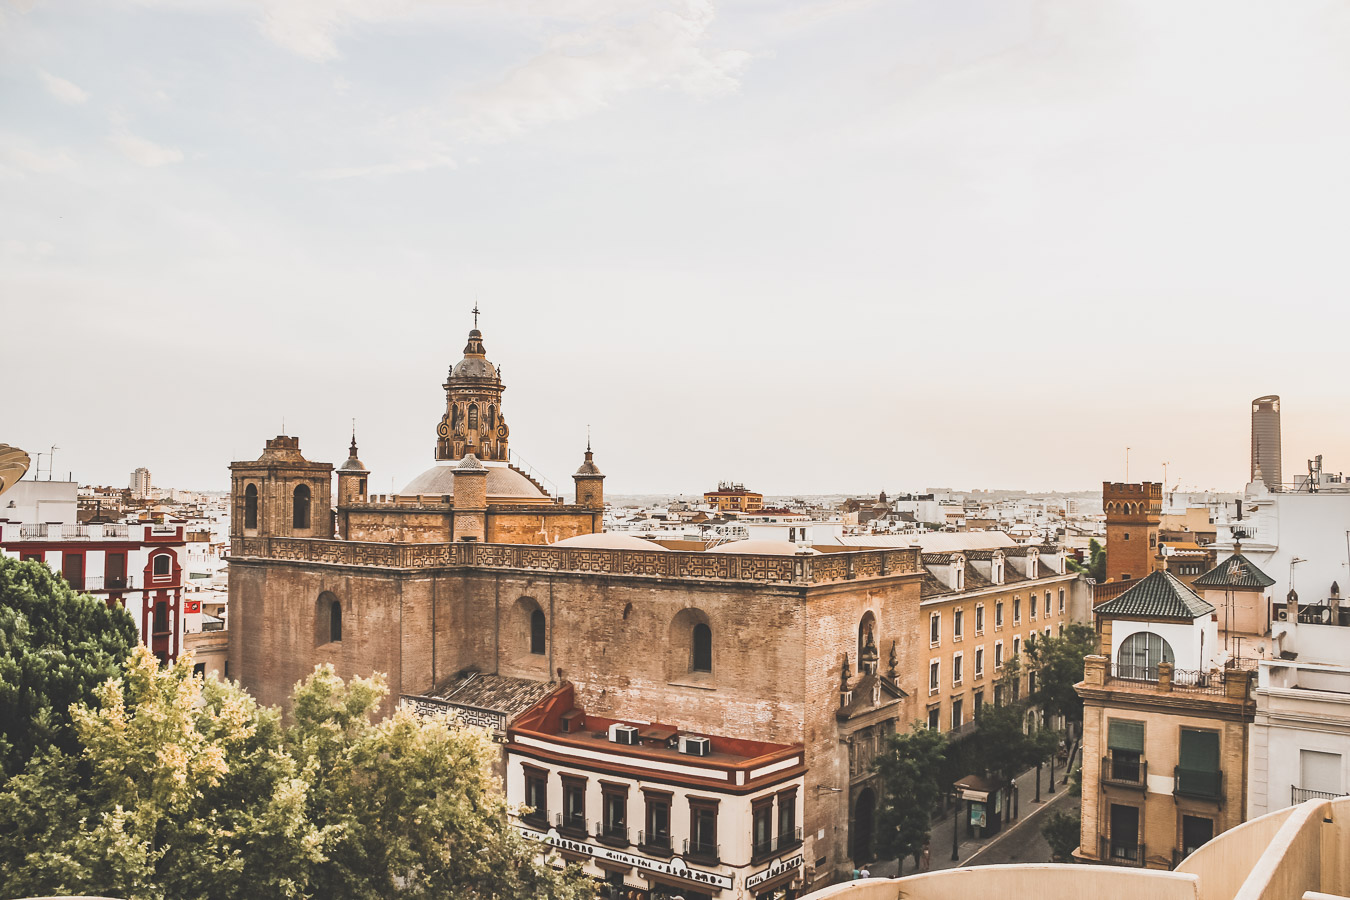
[1109,619,1212,671]
[0,480,78,525]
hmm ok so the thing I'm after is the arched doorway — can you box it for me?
[851,786,876,864]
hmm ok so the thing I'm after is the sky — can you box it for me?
[3,0,1350,497]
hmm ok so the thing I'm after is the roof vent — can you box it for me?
[608,724,639,745]
[679,735,711,757]
[560,709,585,734]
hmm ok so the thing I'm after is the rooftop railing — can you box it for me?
[1291,785,1347,804]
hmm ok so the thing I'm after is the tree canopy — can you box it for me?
[0,555,138,779]
[1025,624,1098,728]
[0,648,594,900]
[873,724,947,869]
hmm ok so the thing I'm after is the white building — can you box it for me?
[1248,589,1350,817]
[129,466,152,499]
[507,683,807,900]
[1212,472,1350,605]
[1,479,190,664]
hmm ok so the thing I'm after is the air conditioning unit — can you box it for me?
[609,724,639,745]
[679,735,711,757]
[1275,607,1289,622]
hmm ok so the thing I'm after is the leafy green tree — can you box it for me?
[0,555,138,779]
[1026,624,1098,731]
[1087,539,1106,582]
[874,724,947,872]
[0,648,593,900]
[1040,810,1081,862]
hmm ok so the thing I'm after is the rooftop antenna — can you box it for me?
[1125,446,1131,483]
[48,445,58,481]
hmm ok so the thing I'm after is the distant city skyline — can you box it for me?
[5,2,1349,494]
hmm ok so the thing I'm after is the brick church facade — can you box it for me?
[227,322,935,890]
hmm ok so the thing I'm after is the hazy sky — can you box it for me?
[4,0,1349,497]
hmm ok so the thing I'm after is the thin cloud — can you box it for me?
[456,0,749,141]
[0,137,76,175]
[109,130,184,167]
[311,154,457,180]
[39,69,88,104]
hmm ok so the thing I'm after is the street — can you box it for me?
[868,762,1077,878]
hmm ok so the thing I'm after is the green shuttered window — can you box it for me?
[1180,730,1220,771]
[1108,720,1145,753]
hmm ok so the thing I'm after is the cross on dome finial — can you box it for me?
[472,303,480,329]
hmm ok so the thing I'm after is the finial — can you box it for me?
[349,418,359,457]
[472,302,480,329]
[587,424,591,453]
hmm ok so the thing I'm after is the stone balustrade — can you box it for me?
[229,537,920,586]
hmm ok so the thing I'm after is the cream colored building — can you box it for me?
[1075,570,1256,869]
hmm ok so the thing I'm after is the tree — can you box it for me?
[873,724,947,872]
[1026,624,1098,733]
[0,648,593,900]
[0,555,138,779]
[1041,810,1081,862]
[1087,539,1106,582]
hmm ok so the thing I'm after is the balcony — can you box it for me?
[595,822,630,848]
[1101,754,1147,790]
[683,838,720,866]
[1174,767,1223,801]
[1101,837,1145,867]
[639,829,673,857]
[1291,785,1348,804]
[553,811,587,839]
[520,809,548,830]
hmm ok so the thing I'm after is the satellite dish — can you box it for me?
[0,445,31,497]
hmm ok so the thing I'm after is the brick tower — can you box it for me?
[435,317,510,463]
[1102,481,1162,583]
[230,436,334,540]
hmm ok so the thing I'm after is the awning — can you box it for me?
[1108,720,1145,753]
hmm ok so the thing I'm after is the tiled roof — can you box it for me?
[920,572,951,598]
[922,552,962,564]
[1093,570,1215,620]
[430,673,556,717]
[1193,553,1276,590]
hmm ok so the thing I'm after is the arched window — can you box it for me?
[530,609,546,655]
[468,404,479,430]
[245,484,258,529]
[1117,631,1174,678]
[317,591,342,645]
[488,405,496,429]
[293,484,311,529]
[152,554,171,578]
[692,623,712,672]
[857,611,877,667]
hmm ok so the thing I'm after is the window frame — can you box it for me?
[953,608,964,642]
[975,603,985,636]
[600,781,630,846]
[522,765,549,827]
[560,773,588,836]
[642,788,673,854]
[929,659,940,695]
[952,651,964,686]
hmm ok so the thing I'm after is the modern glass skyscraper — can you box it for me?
[1251,395,1282,487]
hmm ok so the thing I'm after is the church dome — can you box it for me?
[452,355,498,380]
[553,532,661,550]
[401,460,548,500]
[449,329,499,381]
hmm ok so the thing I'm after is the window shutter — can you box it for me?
[1179,730,1220,771]
[1107,720,1145,753]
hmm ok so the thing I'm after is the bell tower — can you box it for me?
[435,311,510,463]
[1102,481,1161,583]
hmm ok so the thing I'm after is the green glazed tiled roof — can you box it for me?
[1193,553,1276,589]
[1094,570,1215,619]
